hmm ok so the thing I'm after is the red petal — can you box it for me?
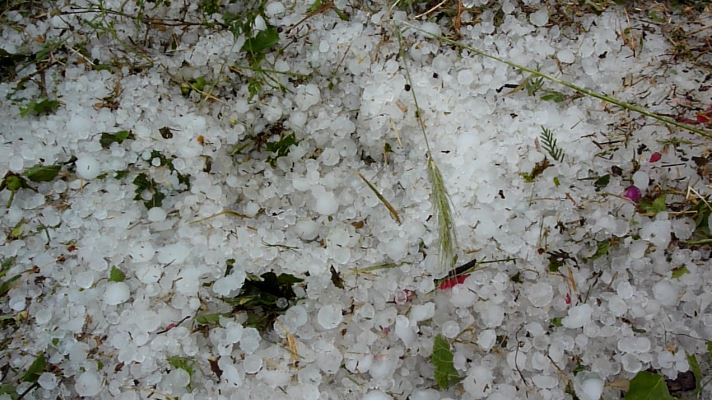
[438,274,469,290]
[697,112,711,124]
[565,292,571,305]
[676,116,699,125]
[649,152,662,163]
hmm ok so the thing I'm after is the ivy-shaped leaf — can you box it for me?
[432,335,461,390]
[624,371,674,400]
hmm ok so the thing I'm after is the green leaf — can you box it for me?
[432,335,462,390]
[550,317,563,327]
[2,174,28,192]
[24,164,61,182]
[520,158,552,183]
[266,133,298,166]
[100,130,134,149]
[0,384,17,400]
[195,313,222,326]
[243,26,279,54]
[594,174,610,191]
[589,239,610,261]
[19,98,60,117]
[133,173,165,209]
[540,90,566,103]
[0,257,15,280]
[21,354,47,383]
[0,274,22,298]
[222,271,303,333]
[671,266,689,279]
[707,341,712,354]
[167,356,194,377]
[639,195,666,216]
[624,371,674,400]
[109,266,125,282]
[687,354,702,393]
[307,0,325,13]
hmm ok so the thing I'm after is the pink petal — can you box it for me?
[649,152,662,163]
[624,185,642,203]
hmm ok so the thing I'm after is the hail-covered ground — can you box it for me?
[1,1,711,399]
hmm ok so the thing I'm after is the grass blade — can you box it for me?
[395,27,458,273]
[358,172,401,224]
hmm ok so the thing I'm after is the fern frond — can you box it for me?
[540,126,565,163]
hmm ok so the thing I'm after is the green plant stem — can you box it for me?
[400,21,712,139]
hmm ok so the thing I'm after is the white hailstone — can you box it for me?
[253,15,266,31]
[640,220,671,249]
[295,220,319,240]
[530,9,549,27]
[157,243,190,264]
[622,353,642,373]
[573,373,604,400]
[616,281,635,299]
[442,320,460,339]
[527,282,554,307]
[533,374,558,389]
[35,308,52,324]
[75,371,102,396]
[317,304,343,329]
[395,315,416,346]
[652,280,678,306]
[213,271,246,297]
[284,305,308,330]
[369,355,396,380]
[632,171,649,191]
[164,368,190,389]
[478,302,504,328]
[265,2,285,16]
[130,243,155,263]
[240,328,261,354]
[562,304,592,329]
[557,49,576,64]
[147,207,167,222]
[38,372,58,389]
[243,354,263,374]
[607,295,627,316]
[477,329,497,351]
[457,69,474,85]
[410,389,440,400]
[75,270,95,289]
[409,302,435,323]
[313,190,339,215]
[618,336,651,353]
[104,282,130,305]
[225,322,243,344]
[222,362,241,386]
[362,391,392,400]
[75,156,101,180]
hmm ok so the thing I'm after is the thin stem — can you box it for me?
[400,21,712,139]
